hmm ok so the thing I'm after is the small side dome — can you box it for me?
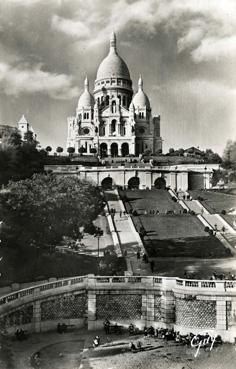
[78,77,94,109]
[132,75,150,109]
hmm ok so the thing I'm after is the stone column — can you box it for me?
[161,291,175,325]
[33,300,41,333]
[87,275,97,330]
[87,291,97,330]
[216,299,226,333]
[142,292,155,325]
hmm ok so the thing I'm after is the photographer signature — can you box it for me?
[191,334,216,357]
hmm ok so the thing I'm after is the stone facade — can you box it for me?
[67,33,162,156]
[1,275,236,342]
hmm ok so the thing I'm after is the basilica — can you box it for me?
[67,32,162,157]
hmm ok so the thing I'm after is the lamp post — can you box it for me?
[94,226,103,275]
[204,166,207,190]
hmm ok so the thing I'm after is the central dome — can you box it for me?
[96,32,130,81]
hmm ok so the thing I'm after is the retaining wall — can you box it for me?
[1,275,236,342]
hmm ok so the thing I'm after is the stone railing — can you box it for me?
[1,275,236,342]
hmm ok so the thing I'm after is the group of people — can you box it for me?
[141,326,222,346]
[15,328,28,341]
[57,323,67,333]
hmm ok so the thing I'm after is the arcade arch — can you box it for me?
[111,142,118,157]
[101,177,113,190]
[128,177,140,189]
[100,143,108,157]
[154,177,166,189]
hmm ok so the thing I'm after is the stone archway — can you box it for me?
[111,142,118,157]
[154,177,166,189]
[128,177,140,189]
[121,142,129,157]
[100,143,108,157]
[101,177,113,190]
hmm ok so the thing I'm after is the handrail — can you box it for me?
[0,275,236,308]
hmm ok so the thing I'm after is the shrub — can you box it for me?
[183,208,188,214]
[204,226,210,232]
[172,196,177,202]
[221,210,226,215]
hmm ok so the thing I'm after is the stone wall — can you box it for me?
[1,275,236,342]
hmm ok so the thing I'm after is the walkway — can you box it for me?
[104,189,151,275]
[180,195,236,252]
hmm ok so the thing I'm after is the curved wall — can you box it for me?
[1,275,236,342]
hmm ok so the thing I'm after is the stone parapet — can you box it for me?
[1,275,236,342]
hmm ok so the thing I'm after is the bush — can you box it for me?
[204,226,210,232]
[221,210,226,215]
[172,196,177,202]
[190,210,196,215]
[183,208,188,214]
[197,196,204,201]
[132,210,138,216]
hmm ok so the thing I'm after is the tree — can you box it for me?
[78,146,86,155]
[90,147,97,156]
[222,140,236,169]
[67,147,75,157]
[143,149,152,156]
[1,131,22,147]
[168,148,175,155]
[56,146,64,156]
[0,174,104,250]
[24,131,35,143]
[45,146,52,155]
[0,132,44,185]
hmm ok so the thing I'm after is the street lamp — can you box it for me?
[94,226,103,275]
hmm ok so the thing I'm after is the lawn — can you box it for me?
[136,214,207,239]
[120,189,231,259]
[0,247,126,286]
[189,190,236,214]
[120,189,182,214]
[145,236,230,258]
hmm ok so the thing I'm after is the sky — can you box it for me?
[0,0,235,154]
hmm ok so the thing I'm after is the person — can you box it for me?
[57,323,62,334]
[103,319,110,334]
[93,336,100,348]
[137,341,143,351]
[129,341,136,352]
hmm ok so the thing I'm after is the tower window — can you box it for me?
[122,96,126,106]
[111,119,116,134]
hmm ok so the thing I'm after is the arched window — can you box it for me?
[139,112,142,119]
[106,95,109,106]
[122,95,126,107]
[83,113,86,119]
[111,119,116,134]
[97,97,100,105]
[99,122,105,136]
[118,95,121,104]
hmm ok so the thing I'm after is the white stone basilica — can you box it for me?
[67,32,162,157]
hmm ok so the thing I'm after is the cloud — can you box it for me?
[0,62,79,100]
[191,35,236,62]
[51,15,90,39]
[48,0,236,63]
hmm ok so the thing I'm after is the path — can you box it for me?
[104,189,152,275]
